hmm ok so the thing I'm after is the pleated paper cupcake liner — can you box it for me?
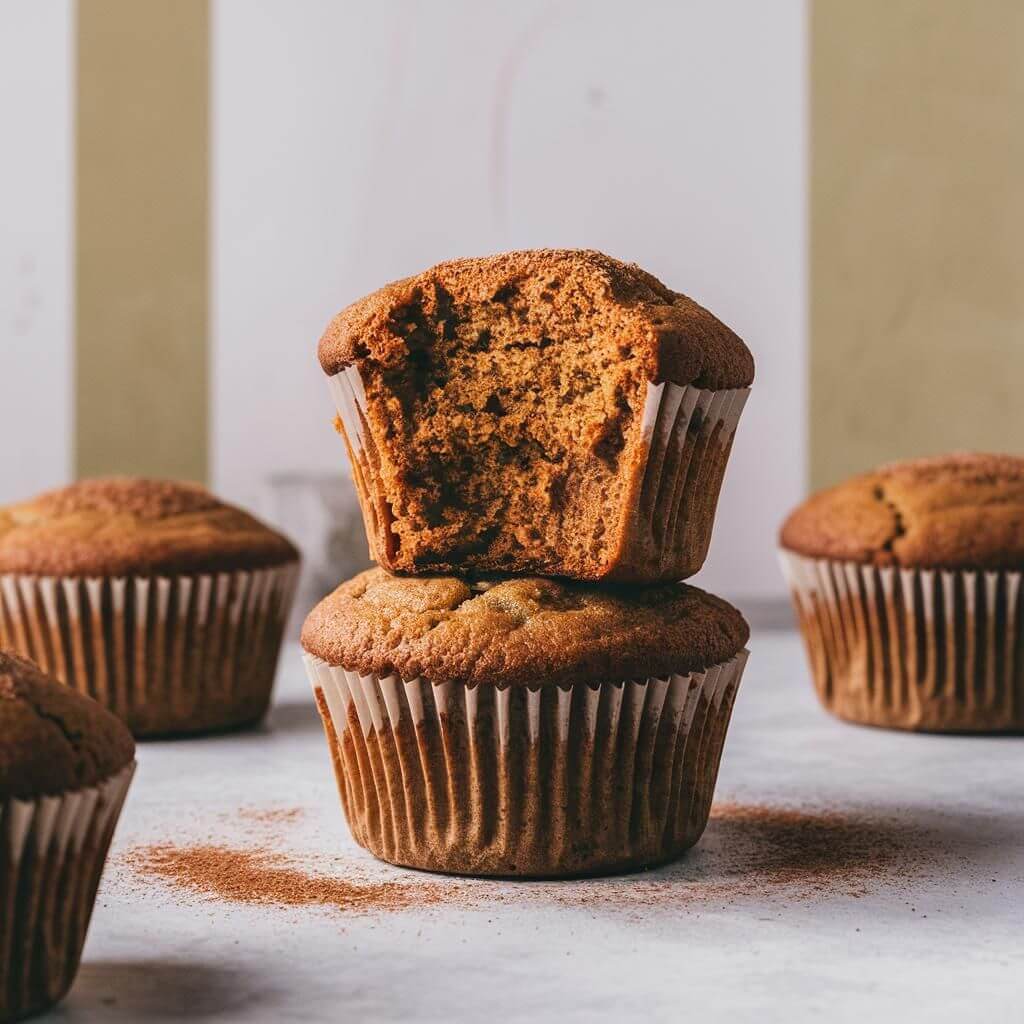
[0,763,134,1022]
[780,551,1024,732]
[329,367,749,581]
[630,380,749,579]
[304,651,749,878]
[0,565,299,738]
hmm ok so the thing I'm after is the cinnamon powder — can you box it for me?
[122,800,936,915]
[560,800,934,910]
[127,843,448,914]
[235,806,306,827]
[704,800,915,892]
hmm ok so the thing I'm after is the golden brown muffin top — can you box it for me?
[0,478,299,577]
[302,568,749,688]
[780,453,1024,570]
[0,650,135,799]
[318,249,754,390]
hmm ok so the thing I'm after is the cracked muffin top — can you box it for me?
[0,650,134,799]
[319,248,754,390]
[0,478,299,577]
[779,453,1024,570]
[302,568,749,688]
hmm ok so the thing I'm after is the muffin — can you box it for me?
[320,249,753,583]
[780,453,1024,732]
[0,651,134,1022]
[302,568,750,877]
[0,478,300,738]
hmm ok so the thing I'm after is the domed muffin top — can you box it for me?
[302,568,749,688]
[0,650,135,799]
[0,478,299,577]
[780,453,1024,570]
[318,249,754,390]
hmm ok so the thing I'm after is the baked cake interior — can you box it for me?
[350,275,651,575]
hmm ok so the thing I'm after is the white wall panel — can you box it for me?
[0,0,73,502]
[213,0,806,601]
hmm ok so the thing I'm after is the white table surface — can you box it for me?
[45,632,1023,1024]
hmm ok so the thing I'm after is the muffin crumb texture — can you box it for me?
[302,567,748,688]
[321,249,752,580]
[0,650,135,799]
[780,453,1024,569]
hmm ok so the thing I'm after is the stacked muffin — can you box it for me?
[302,249,755,877]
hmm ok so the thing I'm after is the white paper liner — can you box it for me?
[329,366,748,580]
[304,650,749,877]
[0,565,299,737]
[780,551,1024,732]
[0,763,133,1020]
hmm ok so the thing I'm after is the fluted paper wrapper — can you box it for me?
[0,764,133,1021]
[781,551,1024,732]
[329,367,749,580]
[304,651,748,878]
[0,566,299,738]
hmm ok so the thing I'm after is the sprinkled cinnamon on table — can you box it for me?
[125,844,449,914]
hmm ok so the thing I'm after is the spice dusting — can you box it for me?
[704,801,915,892]
[121,800,942,916]
[578,800,935,909]
[235,806,306,827]
[127,844,448,914]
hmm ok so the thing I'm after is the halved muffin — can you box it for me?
[302,568,750,878]
[780,453,1024,732]
[1,651,134,1021]
[320,249,753,583]
[0,478,300,737]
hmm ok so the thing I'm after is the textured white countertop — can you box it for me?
[44,632,1022,1024]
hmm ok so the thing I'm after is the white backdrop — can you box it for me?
[0,0,72,503]
[212,0,807,602]
[0,0,805,606]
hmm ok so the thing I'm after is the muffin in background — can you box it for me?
[320,249,753,584]
[302,568,750,878]
[780,453,1024,732]
[0,478,300,738]
[0,650,134,1022]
